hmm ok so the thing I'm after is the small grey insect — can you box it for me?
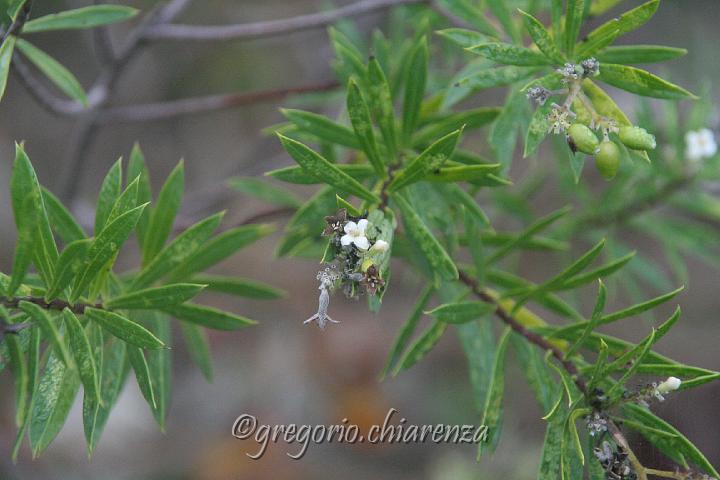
[304,267,341,329]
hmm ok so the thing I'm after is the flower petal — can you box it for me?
[357,219,368,233]
[344,221,357,234]
[354,236,370,250]
[340,234,353,246]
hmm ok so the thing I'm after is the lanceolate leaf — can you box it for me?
[584,0,659,45]
[266,163,375,185]
[47,239,92,300]
[94,158,123,235]
[394,320,447,374]
[132,212,224,290]
[105,284,206,310]
[277,134,379,202]
[63,309,101,405]
[29,352,80,458]
[393,193,458,283]
[413,108,500,147]
[367,57,397,160]
[389,129,463,191]
[347,79,385,176]
[15,39,87,105]
[228,177,301,208]
[143,161,184,264]
[23,5,139,33]
[41,187,86,244]
[468,43,551,66]
[281,108,359,148]
[19,301,72,367]
[127,143,152,250]
[598,64,696,100]
[145,314,172,430]
[190,274,284,299]
[427,301,494,324]
[72,203,148,301]
[596,45,687,64]
[85,308,165,349]
[0,36,16,102]
[402,37,428,141]
[83,336,130,455]
[519,10,565,64]
[127,346,157,410]
[478,327,511,457]
[162,303,256,330]
[180,322,213,381]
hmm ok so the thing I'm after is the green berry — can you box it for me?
[618,126,656,151]
[567,123,600,155]
[595,141,621,180]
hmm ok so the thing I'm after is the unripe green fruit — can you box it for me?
[595,141,621,180]
[618,126,656,151]
[567,123,600,155]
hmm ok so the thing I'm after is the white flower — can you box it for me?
[371,239,389,252]
[656,376,682,394]
[340,219,370,250]
[685,128,717,161]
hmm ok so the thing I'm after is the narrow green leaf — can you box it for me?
[11,326,40,462]
[85,308,165,349]
[11,144,59,291]
[47,239,92,300]
[0,36,16,102]
[623,403,720,477]
[190,274,284,299]
[393,193,458,283]
[19,302,72,366]
[381,285,433,379]
[180,322,213,381]
[266,163,375,185]
[458,318,498,414]
[277,134,379,202]
[575,27,619,58]
[281,108,359,148]
[228,177,301,208]
[455,65,539,94]
[132,212,223,290]
[389,128,463,191]
[427,301,494,324]
[83,335,130,456]
[558,251,635,290]
[598,63,696,100]
[29,351,80,458]
[15,39,87,105]
[518,9,565,63]
[94,158,123,235]
[367,56,397,161]
[143,313,171,429]
[468,43,551,66]
[596,45,687,64]
[436,28,491,49]
[41,187,86,244]
[162,303,256,331]
[127,143,152,250]
[5,333,28,427]
[23,5,139,33]
[423,164,501,184]
[564,0,587,55]
[565,280,606,358]
[127,346,157,410]
[478,327,511,457]
[143,161,184,264]
[347,79,385,176]
[394,320,447,374]
[105,284,206,310]
[168,223,274,281]
[413,108,500,146]
[523,74,564,157]
[63,309,101,405]
[584,0,659,45]
[401,37,428,142]
[72,203,148,301]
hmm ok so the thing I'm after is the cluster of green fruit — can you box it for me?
[567,124,656,179]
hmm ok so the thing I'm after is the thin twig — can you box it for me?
[97,80,340,123]
[0,296,103,315]
[144,0,426,42]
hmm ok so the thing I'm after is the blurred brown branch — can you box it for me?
[96,80,340,124]
[144,0,426,42]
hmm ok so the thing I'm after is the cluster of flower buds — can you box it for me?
[586,411,609,437]
[594,441,637,480]
[528,58,659,180]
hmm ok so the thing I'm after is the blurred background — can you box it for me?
[1,1,718,478]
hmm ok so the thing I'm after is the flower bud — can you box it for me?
[371,239,390,252]
[619,126,656,151]
[595,141,621,180]
[656,376,682,394]
[567,123,600,155]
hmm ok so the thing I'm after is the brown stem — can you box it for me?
[0,296,102,315]
[96,80,340,124]
[144,0,427,42]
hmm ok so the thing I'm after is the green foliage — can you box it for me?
[0,144,273,457]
